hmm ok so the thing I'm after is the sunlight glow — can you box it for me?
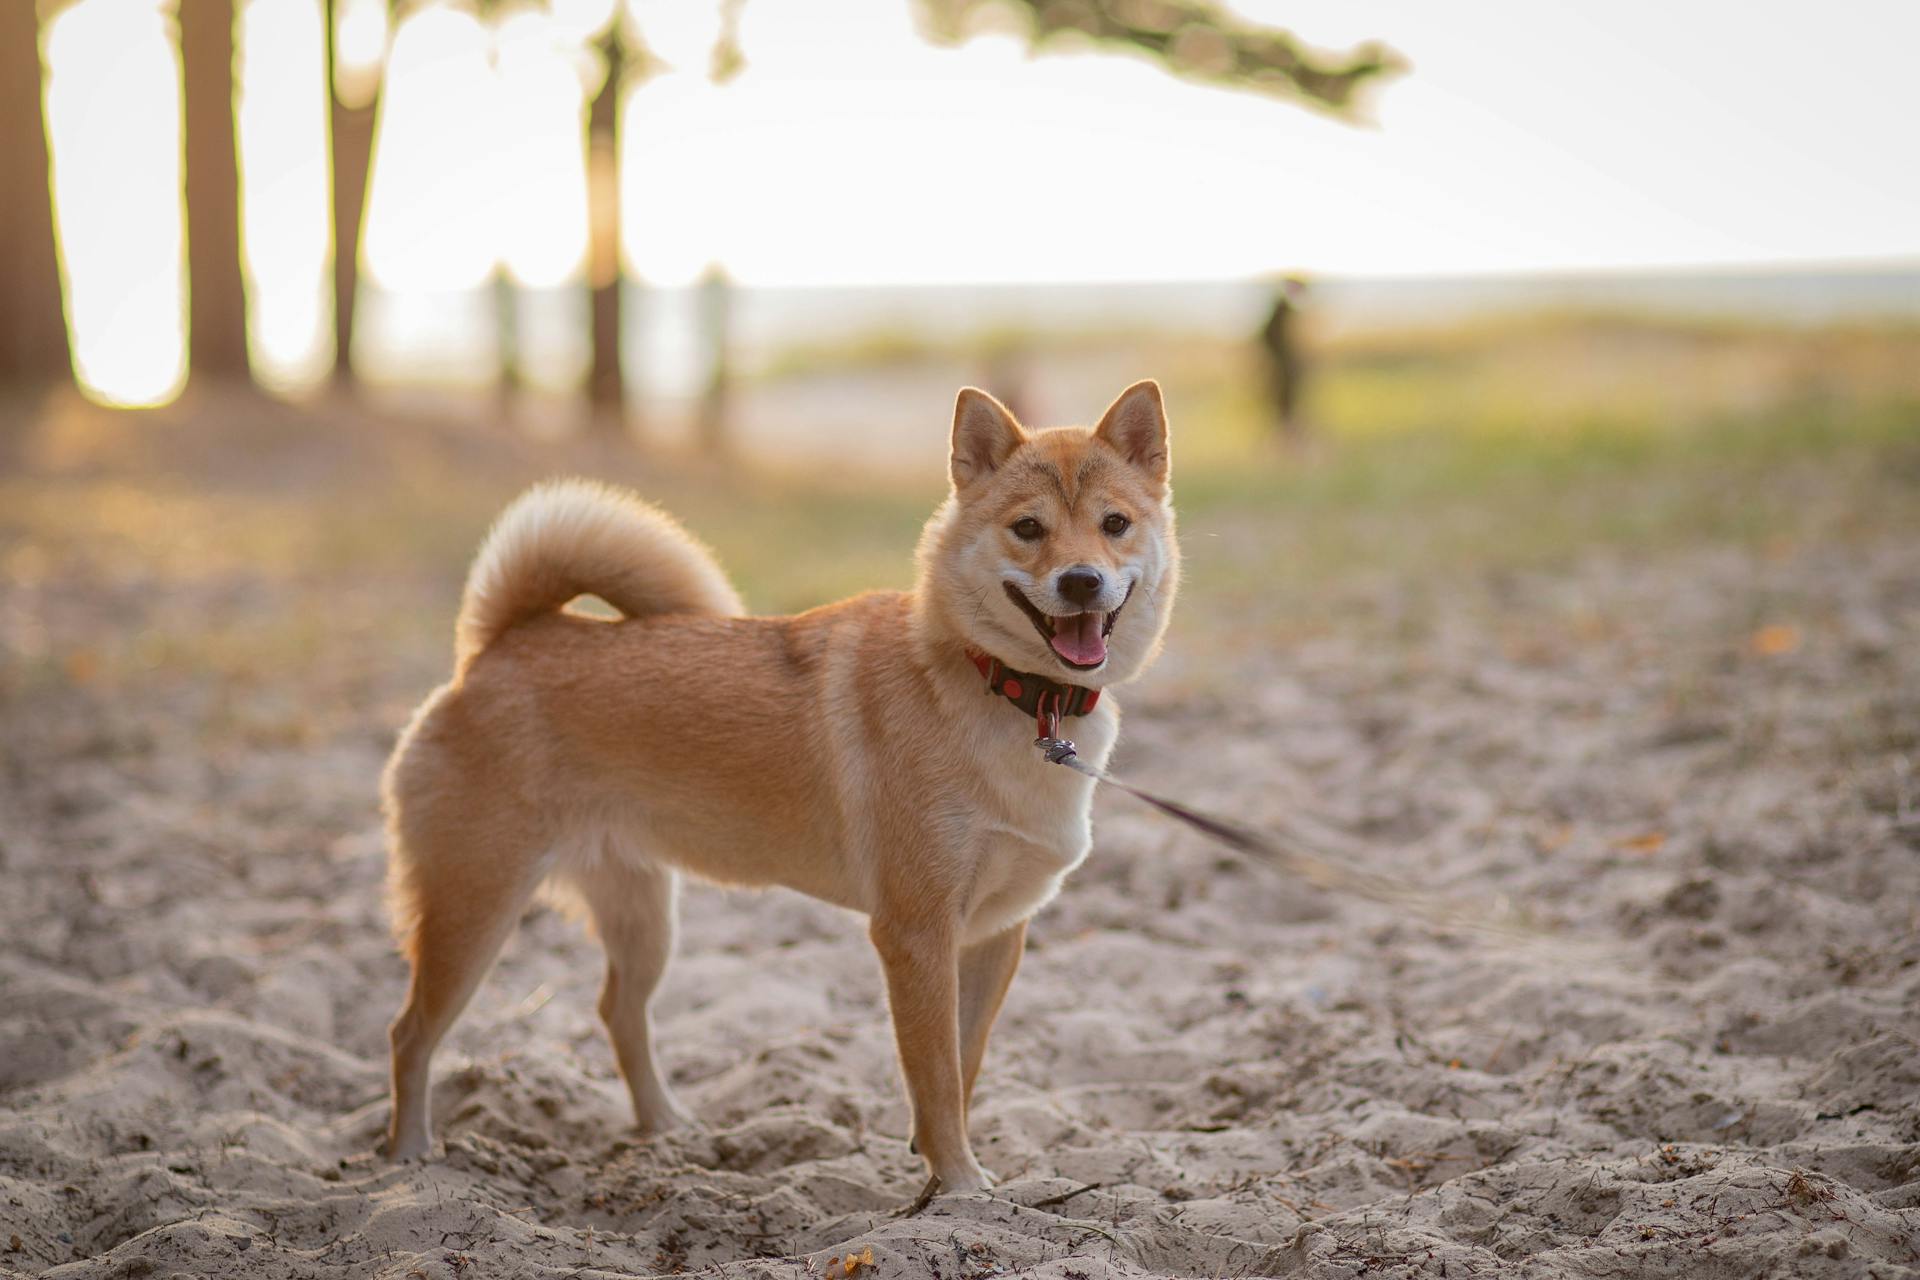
[45,0,184,407]
[620,71,718,287]
[626,0,720,74]
[35,0,1920,406]
[238,0,331,393]
[495,10,591,289]
[349,5,597,387]
[362,7,496,292]
[550,0,618,44]
[355,7,590,295]
[360,7,590,294]
[330,0,387,107]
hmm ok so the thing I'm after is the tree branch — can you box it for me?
[918,0,1403,118]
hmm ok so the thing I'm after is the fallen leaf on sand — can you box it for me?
[1749,624,1801,656]
[1533,825,1574,853]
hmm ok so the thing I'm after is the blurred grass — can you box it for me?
[1173,399,1918,613]
[2,310,1916,702]
[1144,313,1920,602]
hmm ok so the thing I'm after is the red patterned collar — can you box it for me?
[965,648,1101,739]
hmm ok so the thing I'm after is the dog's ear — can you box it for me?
[1093,380,1170,489]
[950,388,1026,492]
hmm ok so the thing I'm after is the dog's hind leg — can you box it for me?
[570,857,693,1134]
[385,824,543,1160]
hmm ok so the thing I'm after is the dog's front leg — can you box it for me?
[958,920,1026,1113]
[869,913,991,1193]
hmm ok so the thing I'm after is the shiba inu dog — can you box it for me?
[380,380,1179,1193]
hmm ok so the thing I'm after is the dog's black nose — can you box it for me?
[1057,566,1105,607]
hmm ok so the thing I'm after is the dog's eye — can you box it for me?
[1102,513,1131,536]
[1011,517,1045,541]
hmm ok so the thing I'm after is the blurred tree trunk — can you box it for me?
[695,265,732,456]
[493,269,519,414]
[0,1,71,386]
[324,0,378,387]
[585,27,625,433]
[179,0,250,382]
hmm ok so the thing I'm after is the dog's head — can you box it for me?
[917,380,1179,687]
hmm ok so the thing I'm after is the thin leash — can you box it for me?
[1030,701,1543,941]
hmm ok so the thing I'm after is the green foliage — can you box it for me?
[919,0,1403,116]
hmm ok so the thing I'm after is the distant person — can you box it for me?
[1259,276,1310,444]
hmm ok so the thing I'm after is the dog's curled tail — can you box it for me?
[454,479,743,668]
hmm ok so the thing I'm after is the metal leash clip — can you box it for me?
[1033,696,1079,765]
[1034,735,1078,765]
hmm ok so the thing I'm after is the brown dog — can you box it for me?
[380,381,1179,1192]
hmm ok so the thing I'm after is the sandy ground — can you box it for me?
[3,393,1918,1279]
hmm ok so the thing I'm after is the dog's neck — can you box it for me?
[963,647,1101,738]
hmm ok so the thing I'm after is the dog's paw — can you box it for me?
[384,1133,432,1162]
[936,1160,995,1195]
[635,1116,702,1141]
[634,1094,700,1137]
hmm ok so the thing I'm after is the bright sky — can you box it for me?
[42,0,1920,404]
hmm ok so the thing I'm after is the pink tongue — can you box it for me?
[1049,612,1108,666]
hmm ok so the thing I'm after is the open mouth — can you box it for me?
[1003,581,1133,671]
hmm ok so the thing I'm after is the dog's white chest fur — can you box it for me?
[954,705,1118,943]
